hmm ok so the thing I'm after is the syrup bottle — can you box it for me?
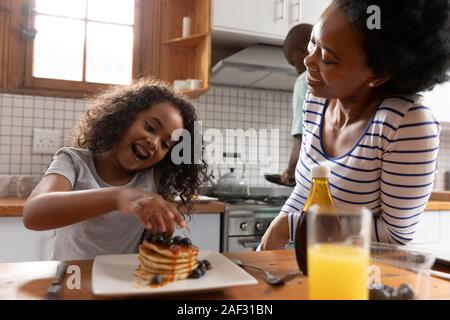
[295,165,335,275]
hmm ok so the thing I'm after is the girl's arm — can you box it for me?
[23,173,186,233]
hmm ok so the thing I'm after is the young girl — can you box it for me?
[23,78,207,260]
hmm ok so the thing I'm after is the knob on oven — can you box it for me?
[255,222,264,231]
[240,222,248,231]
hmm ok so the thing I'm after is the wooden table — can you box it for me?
[0,250,449,300]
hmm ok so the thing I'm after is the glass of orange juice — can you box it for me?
[307,205,371,300]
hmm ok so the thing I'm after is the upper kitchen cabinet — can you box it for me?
[212,0,331,45]
[298,0,332,25]
[159,0,211,99]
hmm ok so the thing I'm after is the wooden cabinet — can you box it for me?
[159,0,211,99]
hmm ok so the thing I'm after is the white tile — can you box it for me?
[24,98,34,108]
[2,107,12,116]
[22,127,32,136]
[11,127,21,135]
[1,117,12,127]
[10,164,20,172]
[23,118,33,127]
[12,117,22,126]
[0,136,11,145]
[10,154,22,163]
[33,118,44,127]
[2,95,13,106]
[44,118,54,127]
[10,145,21,154]
[0,164,10,173]
[13,95,24,106]
[11,136,21,145]
[34,99,45,108]
[20,164,31,173]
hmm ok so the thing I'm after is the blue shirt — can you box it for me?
[291,71,308,136]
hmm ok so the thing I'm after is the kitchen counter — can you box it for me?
[0,250,449,300]
[3,193,450,217]
[0,197,225,217]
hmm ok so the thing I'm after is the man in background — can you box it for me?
[280,23,313,186]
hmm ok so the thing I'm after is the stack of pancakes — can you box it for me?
[134,234,200,286]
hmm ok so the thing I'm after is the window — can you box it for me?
[0,0,161,97]
[421,75,450,123]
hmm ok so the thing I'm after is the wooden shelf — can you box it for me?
[159,0,211,99]
[162,33,208,48]
[179,87,209,99]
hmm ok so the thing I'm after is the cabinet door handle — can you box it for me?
[276,0,286,20]
[293,0,301,23]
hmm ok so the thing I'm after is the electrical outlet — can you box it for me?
[32,128,61,154]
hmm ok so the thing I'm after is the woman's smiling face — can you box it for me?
[115,101,184,172]
[304,3,377,99]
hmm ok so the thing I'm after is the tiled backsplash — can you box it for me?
[0,87,449,193]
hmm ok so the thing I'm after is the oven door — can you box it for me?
[228,235,262,252]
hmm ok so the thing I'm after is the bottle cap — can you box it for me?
[310,165,330,178]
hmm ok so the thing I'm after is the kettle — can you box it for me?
[209,166,249,199]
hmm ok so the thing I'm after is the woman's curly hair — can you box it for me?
[334,0,450,94]
[69,78,208,213]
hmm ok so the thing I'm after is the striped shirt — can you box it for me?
[284,92,440,245]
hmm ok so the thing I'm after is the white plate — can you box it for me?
[91,251,258,297]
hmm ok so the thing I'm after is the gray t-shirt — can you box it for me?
[45,147,157,260]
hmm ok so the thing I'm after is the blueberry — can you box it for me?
[145,233,155,242]
[197,260,205,270]
[190,268,203,279]
[151,275,162,284]
[382,285,395,297]
[369,284,395,300]
[396,284,415,300]
[369,284,389,300]
[173,236,183,244]
[163,238,173,246]
[198,267,205,276]
[181,237,192,246]
[202,259,212,270]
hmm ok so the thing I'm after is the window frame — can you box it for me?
[0,0,162,98]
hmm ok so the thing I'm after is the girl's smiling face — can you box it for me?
[115,101,184,172]
[304,3,380,99]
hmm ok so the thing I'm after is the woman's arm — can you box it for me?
[258,212,290,250]
[23,173,185,233]
[376,107,440,244]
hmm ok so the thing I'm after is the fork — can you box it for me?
[233,259,302,285]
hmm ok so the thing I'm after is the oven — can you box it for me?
[222,202,282,252]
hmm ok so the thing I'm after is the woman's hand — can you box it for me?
[116,188,186,235]
[258,212,290,250]
[280,169,295,185]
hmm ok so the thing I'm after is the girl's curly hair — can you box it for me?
[69,78,208,213]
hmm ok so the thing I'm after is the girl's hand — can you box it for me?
[116,188,186,235]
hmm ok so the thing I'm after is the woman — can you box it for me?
[260,0,450,249]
